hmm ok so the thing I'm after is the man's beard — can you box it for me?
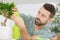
[35,18,47,26]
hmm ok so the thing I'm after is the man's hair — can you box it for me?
[43,3,56,18]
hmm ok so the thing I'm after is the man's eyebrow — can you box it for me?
[42,13,47,17]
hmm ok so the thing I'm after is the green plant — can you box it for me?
[0,2,15,26]
[50,3,60,33]
[0,2,15,17]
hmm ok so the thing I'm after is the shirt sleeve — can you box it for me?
[19,13,32,22]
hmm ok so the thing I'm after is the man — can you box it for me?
[11,3,56,40]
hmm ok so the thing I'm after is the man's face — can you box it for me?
[35,7,51,26]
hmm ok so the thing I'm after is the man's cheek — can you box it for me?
[41,20,46,23]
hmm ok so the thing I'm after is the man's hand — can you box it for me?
[10,14,26,30]
[12,7,18,12]
[51,38,57,40]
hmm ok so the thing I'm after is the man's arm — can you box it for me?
[19,25,39,40]
[11,8,39,40]
[10,14,39,40]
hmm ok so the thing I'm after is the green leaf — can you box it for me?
[0,2,15,17]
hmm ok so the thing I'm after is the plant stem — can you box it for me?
[1,13,8,26]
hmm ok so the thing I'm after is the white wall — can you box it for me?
[16,4,42,17]
[0,0,60,4]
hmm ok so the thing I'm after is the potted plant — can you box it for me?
[50,3,60,40]
[0,2,15,26]
[0,2,21,40]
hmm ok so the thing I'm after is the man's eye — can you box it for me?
[38,11,40,14]
[42,14,46,17]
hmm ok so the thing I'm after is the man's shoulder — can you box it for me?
[19,13,35,21]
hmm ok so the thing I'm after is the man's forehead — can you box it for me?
[39,7,51,16]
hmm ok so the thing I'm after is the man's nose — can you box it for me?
[37,14,41,19]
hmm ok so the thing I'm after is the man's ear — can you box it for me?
[48,18,52,22]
